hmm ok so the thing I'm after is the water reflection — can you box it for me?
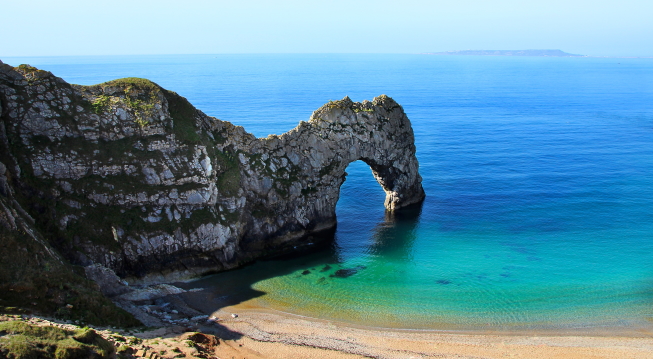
[177,228,340,311]
[178,156,425,319]
[177,202,424,314]
[332,159,424,262]
[368,201,423,260]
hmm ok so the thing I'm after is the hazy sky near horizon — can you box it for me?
[2,0,651,57]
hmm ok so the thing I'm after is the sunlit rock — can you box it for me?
[0,62,425,283]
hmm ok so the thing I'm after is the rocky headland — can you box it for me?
[2,61,652,359]
[0,60,424,322]
[424,49,584,57]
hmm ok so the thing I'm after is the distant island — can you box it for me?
[424,49,584,57]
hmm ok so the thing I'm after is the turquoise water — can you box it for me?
[5,54,653,331]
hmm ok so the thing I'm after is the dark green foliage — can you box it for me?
[1,65,249,326]
[322,99,350,111]
[85,77,161,127]
[16,64,49,78]
[90,95,110,114]
[301,186,318,196]
[28,135,52,147]
[16,64,40,73]
[0,322,115,359]
[163,89,200,143]
[99,77,160,92]
[319,160,341,177]
[214,151,241,196]
[0,223,139,327]
[251,203,274,219]
[0,137,137,326]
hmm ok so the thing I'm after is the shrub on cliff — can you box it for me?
[0,225,140,327]
[0,321,114,359]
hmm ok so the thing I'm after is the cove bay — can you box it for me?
[6,54,653,332]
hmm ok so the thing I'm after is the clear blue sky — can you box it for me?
[2,0,651,57]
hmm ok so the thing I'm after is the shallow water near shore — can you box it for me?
[5,54,653,332]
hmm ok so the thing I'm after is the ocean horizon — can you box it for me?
[4,53,653,332]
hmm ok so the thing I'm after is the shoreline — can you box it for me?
[106,272,653,357]
[7,281,652,359]
[5,306,653,359]
[201,304,653,358]
[225,304,653,338]
[175,285,653,338]
[138,279,653,357]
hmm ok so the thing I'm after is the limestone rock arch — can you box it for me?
[0,61,425,280]
[241,95,426,249]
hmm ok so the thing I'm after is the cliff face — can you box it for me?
[0,114,139,324]
[0,61,425,283]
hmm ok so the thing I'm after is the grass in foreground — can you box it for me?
[0,321,114,359]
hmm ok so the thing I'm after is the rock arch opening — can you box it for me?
[334,159,426,260]
[336,160,387,216]
[333,160,389,257]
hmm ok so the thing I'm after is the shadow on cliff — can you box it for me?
[170,202,423,329]
[172,228,339,315]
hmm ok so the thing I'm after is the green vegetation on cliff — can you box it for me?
[0,61,424,317]
[0,223,139,327]
[163,89,200,143]
[0,322,114,359]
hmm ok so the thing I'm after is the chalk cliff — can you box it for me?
[0,61,425,284]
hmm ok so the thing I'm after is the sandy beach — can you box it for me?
[3,292,653,359]
[101,273,653,358]
[192,303,653,359]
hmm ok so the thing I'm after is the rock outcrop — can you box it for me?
[0,107,139,325]
[0,60,425,283]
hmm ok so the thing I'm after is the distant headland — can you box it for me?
[423,49,584,57]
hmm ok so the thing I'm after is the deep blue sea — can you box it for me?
[5,54,653,332]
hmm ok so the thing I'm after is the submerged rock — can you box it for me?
[330,265,367,278]
[331,269,358,278]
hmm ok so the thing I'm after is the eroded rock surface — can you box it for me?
[0,60,424,283]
